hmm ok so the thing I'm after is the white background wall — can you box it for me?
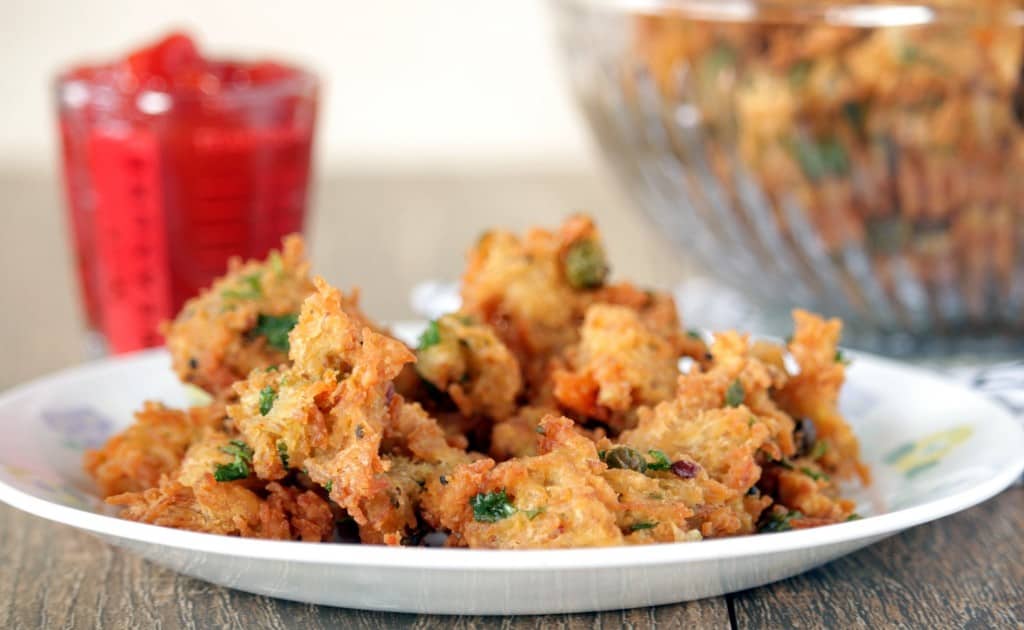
[0,0,596,171]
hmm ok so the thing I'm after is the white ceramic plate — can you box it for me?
[0,349,1021,615]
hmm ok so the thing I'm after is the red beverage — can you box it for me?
[56,33,318,354]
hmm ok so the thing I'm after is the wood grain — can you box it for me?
[0,503,730,629]
[2,490,1020,628]
[730,486,1024,630]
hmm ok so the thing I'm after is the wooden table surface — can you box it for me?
[1,168,1021,629]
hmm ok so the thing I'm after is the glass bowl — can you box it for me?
[552,0,1024,354]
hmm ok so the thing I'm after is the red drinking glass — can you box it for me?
[56,33,318,355]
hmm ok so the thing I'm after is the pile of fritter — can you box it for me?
[85,216,869,548]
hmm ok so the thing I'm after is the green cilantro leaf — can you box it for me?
[277,441,289,468]
[418,320,441,351]
[259,386,277,416]
[221,273,262,300]
[629,521,658,532]
[564,239,609,289]
[213,460,249,482]
[810,440,828,460]
[800,467,830,482]
[470,490,517,523]
[646,449,671,471]
[253,313,299,352]
[522,507,546,520]
[214,440,253,482]
[760,509,803,533]
[725,378,745,407]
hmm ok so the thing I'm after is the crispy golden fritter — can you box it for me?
[488,405,556,460]
[359,402,476,545]
[163,236,378,398]
[415,314,522,421]
[602,467,770,541]
[460,215,620,394]
[553,304,679,432]
[162,236,314,396]
[460,216,691,407]
[422,415,624,549]
[84,401,224,497]
[229,277,414,524]
[108,429,334,541]
[109,477,335,541]
[776,310,869,483]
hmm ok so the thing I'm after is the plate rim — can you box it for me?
[0,348,1021,571]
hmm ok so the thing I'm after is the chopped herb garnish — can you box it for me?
[834,349,851,366]
[253,313,299,352]
[258,386,277,416]
[222,273,262,300]
[788,59,813,88]
[214,440,254,482]
[775,458,795,471]
[277,441,289,468]
[268,251,284,276]
[725,379,745,407]
[602,446,648,474]
[686,329,702,340]
[522,507,546,520]
[418,320,441,351]
[220,440,253,462]
[646,449,671,471]
[748,417,756,427]
[792,136,849,182]
[810,441,828,460]
[629,521,658,532]
[535,425,546,435]
[213,460,249,482]
[265,365,278,373]
[846,513,862,521]
[564,239,609,290]
[800,466,829,482]
[760,509,802,533]
[703,44,736,77]
[900,45,921,64]
[324,481,333,493]
[842,101,866,138]
[470,490,517,523]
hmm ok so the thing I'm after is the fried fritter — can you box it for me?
[162,236,314,396]
[360,402,475,545]
[776,310,869,483]
[460,216,615,391]
[108,429,334,541]
[229,277,414,525]
[84,401,224,497]
[422,415,624,549]
[415,314,522,421]
[553,304,680,432]
[460,216,690,409]
[163,236,378,398]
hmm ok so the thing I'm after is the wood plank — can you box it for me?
[0,503,729,628]
[730,487,1023,629]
